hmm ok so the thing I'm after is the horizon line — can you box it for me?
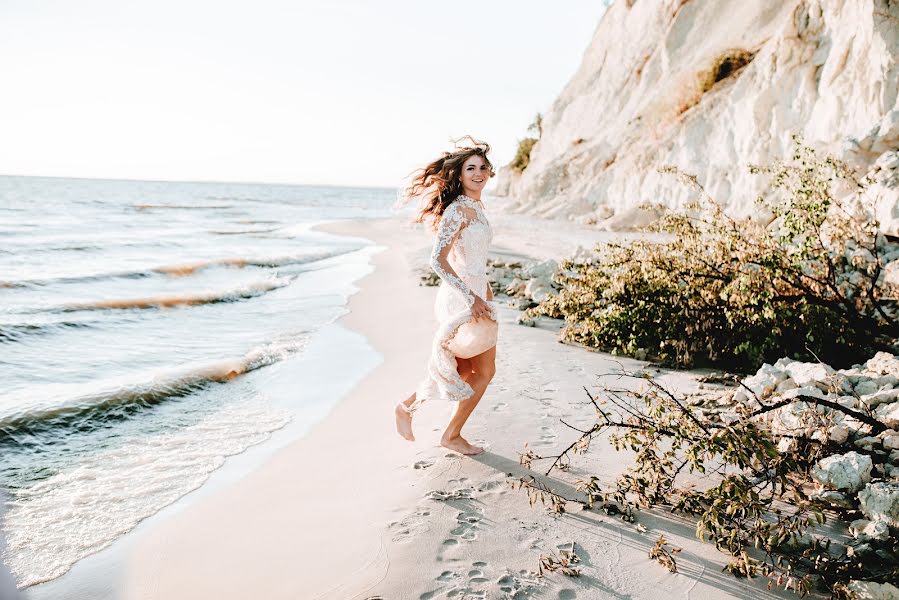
[0,172,403,191]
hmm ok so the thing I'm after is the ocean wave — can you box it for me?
[0,320,95,344]
[133,203,234,210]
[4,393,291,588]
[8,248,357,288]
[62,276,291,311]
[209,227,281,235]
[0,336,307,443]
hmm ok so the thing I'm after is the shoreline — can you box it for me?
[18,228,386,600]
[24,213,798,599]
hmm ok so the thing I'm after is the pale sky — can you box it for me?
[0,1,606,188]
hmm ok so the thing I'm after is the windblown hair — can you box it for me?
[400,136,495,231]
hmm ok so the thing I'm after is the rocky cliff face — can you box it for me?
[494,0,899,233]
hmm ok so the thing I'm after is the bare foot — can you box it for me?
[395,403,415,441]
[440,434,484,456]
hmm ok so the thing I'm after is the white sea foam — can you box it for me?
[2,393,291,588]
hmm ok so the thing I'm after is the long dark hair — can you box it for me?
[399,136,495,231]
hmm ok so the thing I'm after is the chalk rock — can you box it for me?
[876,403,899,429]
[784,362,835,390]
[854,436,879,451]
[494,0,899,232]
[810,451,872,492]
[858,481,899,527]
[742,365,786,400]
[846,580,899,600]
[830,425,850,444]
[865,353,899,377]
[861,389,899,407]
[848,519,871,537]
[855,380,881,396]
[776,378,798,393]
[861,520,891,542]
[810,489,853,509]
[781,386,828,401]
[521,259,558,281]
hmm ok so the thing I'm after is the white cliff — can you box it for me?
[494,0,899,233]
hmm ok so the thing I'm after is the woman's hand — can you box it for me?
[485,285,494,301]
[470,295,493,321]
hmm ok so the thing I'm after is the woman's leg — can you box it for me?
[441,345,496,455]
[395,357,475,441]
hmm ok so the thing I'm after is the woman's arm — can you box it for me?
[430,204,476,306]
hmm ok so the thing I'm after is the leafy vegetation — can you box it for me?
[509,112,544,173]
[515,367,898,596]
[510,137,538,173]
[523,137,898,371]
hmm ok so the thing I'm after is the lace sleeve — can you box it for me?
[430,203,476,306]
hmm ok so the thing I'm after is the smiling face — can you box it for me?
[459,154,491,198]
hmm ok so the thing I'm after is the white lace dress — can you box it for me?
[411,195,498,411]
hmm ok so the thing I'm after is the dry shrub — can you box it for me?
[510,137,538,173]
[525,137,898,371]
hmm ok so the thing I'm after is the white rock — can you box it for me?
[810,451,873,492]
[858,481,899,528]
[866,352,899,376]
[780,386,828,401]
[810,489,852,509]
[854,436,879,450]
[847,580,899,600]
[775,378,798,393]
[876,403,899,429]
[767,402,814,436]
[742,372,778,400]
[784,362,835,390]
[829,425,850,444]
[521,259,558,280]
[848,518,870,537]
[860,389,899,407]
[855,380,881,396]
[861,520,891,542]
[881,433,899,451]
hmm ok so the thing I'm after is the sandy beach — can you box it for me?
[57,213,798,600]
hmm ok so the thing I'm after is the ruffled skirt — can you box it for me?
[414,277,498,406]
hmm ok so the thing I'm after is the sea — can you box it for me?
[0,175,399,589]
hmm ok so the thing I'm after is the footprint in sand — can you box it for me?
[496,570,542,596]
[414,459,436,469]
[491,401,508,412]
[536,425,558,447]
[388,508,432,543]
[449,509,482,541]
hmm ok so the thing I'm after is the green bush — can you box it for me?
[510,137,538,173]
[525,138,898,371]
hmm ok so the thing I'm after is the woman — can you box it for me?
[394,138,498,456]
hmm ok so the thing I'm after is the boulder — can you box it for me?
[865,353,899,377]
[810,489,853,509]
[848,519,871,537]
[861,520,891,542]
[858,481,899,527]
[784,362,835,390]
[876,403,899,429]
[830,425,850,444]
[810,451,873,492]
[846,580,899,600]
[861,389,899,407]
